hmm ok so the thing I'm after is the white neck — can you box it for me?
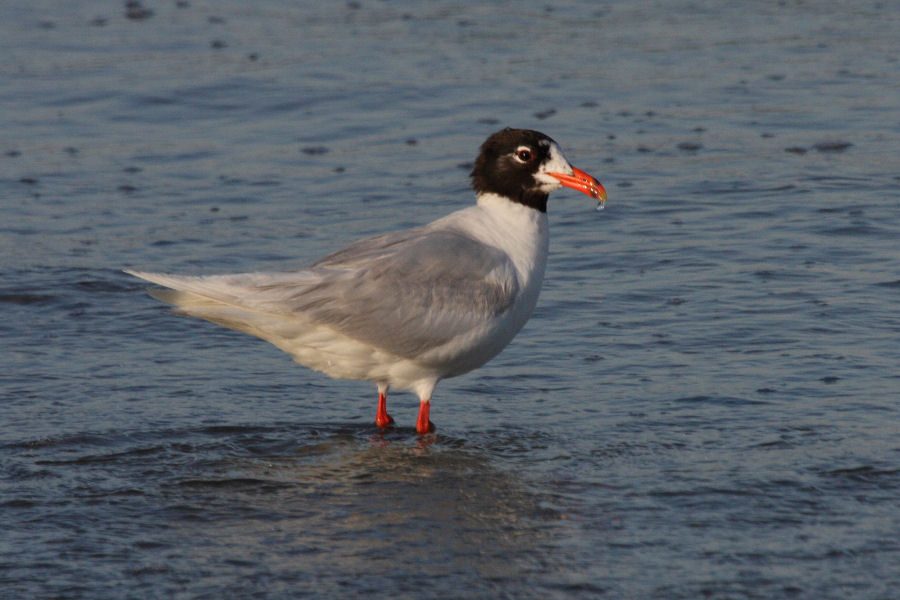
[472,192,549,290]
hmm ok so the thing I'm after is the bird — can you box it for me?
[126,127,607,435]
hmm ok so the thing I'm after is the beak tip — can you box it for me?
[548,167,607,205]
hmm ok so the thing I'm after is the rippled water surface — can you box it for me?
[2,1,899,598]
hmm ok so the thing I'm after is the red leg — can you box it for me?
[375,390,394,428]
[415,400,435,435]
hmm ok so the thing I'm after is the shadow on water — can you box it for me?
[166,424,555,595]
[6,422,560,597]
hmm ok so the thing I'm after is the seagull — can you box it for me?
[126,128,607,435]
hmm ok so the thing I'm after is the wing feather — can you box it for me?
[126,227,519,358]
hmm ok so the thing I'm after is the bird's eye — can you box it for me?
[516,148,533,162]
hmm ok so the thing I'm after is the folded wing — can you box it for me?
[126,227,519,359]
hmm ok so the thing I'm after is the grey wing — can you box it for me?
[309,227,427,270]
[128,229,520,359]
[270,229,521,357]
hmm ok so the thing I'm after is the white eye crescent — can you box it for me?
[515,147,533,162]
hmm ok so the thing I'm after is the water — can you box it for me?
[2,1,898,598]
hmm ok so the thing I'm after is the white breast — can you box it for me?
[415,193,549,377]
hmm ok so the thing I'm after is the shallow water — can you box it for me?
[2,1,899,598]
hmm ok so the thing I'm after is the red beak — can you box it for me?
[548,166,607,205]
